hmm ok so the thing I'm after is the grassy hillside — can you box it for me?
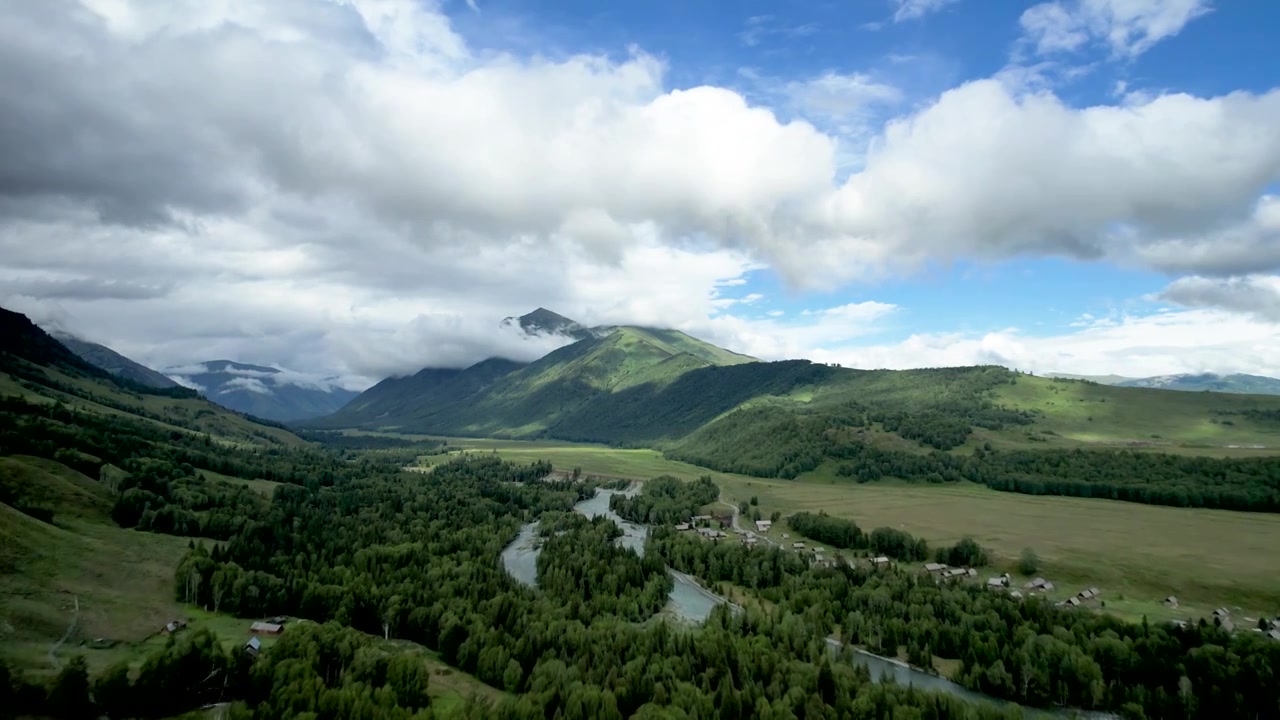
[0,456,194,674]
[2,306,304,448]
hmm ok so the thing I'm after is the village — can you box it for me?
[670,512,1280,642]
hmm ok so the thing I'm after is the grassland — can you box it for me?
[0,458,193,676]
[987,374,1280,451]
[422,437,1280,622]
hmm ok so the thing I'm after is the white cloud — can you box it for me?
[1020,0,1212,58]
[818,80,1280,281]
[892,0,961,23]
[221,376,273,395]
[2,0,1279,388]
[692,301,899,361]
[818,308,1280,378]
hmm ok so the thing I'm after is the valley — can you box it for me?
[411,436,1280,622]
[3,305,1279,719]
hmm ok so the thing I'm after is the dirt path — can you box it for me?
[49,595,79,669]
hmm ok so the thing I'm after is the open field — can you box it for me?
[417,437,765,483]
[422,437,1280,621]
[198,468,282,498]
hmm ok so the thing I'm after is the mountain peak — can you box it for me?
[500,307,605,341]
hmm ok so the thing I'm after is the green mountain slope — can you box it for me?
[51,333,179,389]
[319,326,758,434]
[312,358,526,429]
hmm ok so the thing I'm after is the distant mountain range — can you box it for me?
[168,360,359,423]
[1049,372,1280,395]
[50,331,359,422]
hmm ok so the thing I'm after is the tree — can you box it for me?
[47,655,94,720]
[1019,547,1041,576]
[386,654,430,709]
[93,661,133,719]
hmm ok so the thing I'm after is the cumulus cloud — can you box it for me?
[1,0,1278,386]
[821,80,1280,277]
[1019,0,1212,58]
[1157,275,1280,322]
[822,309,1280,378]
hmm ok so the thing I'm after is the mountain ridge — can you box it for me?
[50,332,180,390]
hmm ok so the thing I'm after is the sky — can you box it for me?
[2,0,1279,390]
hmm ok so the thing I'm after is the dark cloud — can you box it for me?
[1158,276,1280,321]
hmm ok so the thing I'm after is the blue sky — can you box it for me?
[3,0,1279,384]
[444,0,1280,353]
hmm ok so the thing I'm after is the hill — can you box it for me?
[51,333,179,389]
[315,325,757,433]
[170,359,359,422]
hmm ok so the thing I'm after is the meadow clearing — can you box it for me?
[426,438,1280,621]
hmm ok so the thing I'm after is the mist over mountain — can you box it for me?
[167,360,360,422]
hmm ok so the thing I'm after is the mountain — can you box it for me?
[0,306,302,446]
[499,307,608,341]
[322,358,526,428]
[313,324,757,433]
[172,360,360,423]
[1114,373,1280,395]
[315,311,1280,482]
[50,333,179,389]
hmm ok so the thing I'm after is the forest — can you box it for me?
[609,474,719,524]
[784,512,932,562]
[8,450,1278,720]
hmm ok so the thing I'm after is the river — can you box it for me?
[500,486,736,622]
[500,487,1114,719]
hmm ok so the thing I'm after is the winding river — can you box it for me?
[500,486,735,622]
[500,487,1114,719]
